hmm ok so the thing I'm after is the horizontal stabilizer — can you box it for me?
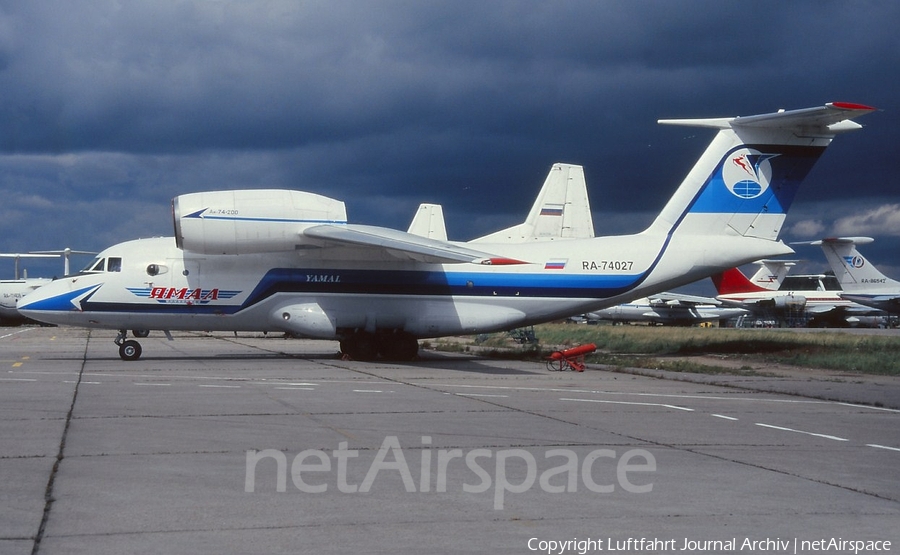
[794,236,875,247]
[659,102,875,132]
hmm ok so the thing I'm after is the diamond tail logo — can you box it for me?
[722,149,780,199]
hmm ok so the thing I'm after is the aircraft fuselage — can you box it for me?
[19,233,783,339]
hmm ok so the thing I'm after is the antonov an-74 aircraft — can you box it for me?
[19,102,875,360]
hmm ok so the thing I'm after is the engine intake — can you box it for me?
[173,189,347,255]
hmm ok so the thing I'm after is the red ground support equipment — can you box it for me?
[545,343,597,372]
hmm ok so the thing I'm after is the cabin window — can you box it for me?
[108,257,122,272]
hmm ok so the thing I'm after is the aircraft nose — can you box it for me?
[19,281,95,314]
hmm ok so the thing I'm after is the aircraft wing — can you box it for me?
[302,224,526,265]
[647,292,723,307]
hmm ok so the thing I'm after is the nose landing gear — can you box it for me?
[115,330,143,361]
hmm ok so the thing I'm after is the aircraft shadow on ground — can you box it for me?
[47,348,544,375]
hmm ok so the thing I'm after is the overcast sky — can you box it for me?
[1,1,898,291]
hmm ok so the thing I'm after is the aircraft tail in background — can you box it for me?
[747,259,796,290]
[802,237,900,314]
[710,259,795,295]
[472,163,594,243]
[711,267,767,295]
[809,237,900,291]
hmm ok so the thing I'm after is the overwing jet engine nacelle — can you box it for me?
[761,294,807,310]
[173,189,348,255]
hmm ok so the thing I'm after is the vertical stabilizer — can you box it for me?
[407,204,448,241]
[813,237,900,292]
[472,163,594,243]
[711,267,769,295]
[650,103,875,241]
[747,259,796,290]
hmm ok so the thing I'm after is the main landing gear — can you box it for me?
[115,330,143,361]
[339,331,419,361]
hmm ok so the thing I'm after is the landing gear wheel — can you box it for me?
[379,333,419,361]
[132,329,150,338]
[340,333,378,361]
[119,340,142,361]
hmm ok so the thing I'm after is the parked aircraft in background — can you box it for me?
[0,253,58,325]
[1,278,53,325]
[28,248,98,277]
[18,102,874,359]
[712,263,881,327]
[0,253,60,280]
[0,249,96,326]
[585,293,748,326]
[743,259,797,290]
[806,237,900,315]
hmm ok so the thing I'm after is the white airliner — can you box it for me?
[0,249,97,325]
[713,262,882,327]
[584,293,748,326]
[1,278,52,325]
[19,102,875,360]
[0,253,57,325]
[807,237,900,314]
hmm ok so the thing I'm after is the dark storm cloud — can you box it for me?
[0,1,898,280]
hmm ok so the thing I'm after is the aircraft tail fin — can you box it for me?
[407,204,448,241]
[747,259,796,290]
[471,163,594,243]
[810,237,900,292]
[649,103,875,242]
[711,267,771,295]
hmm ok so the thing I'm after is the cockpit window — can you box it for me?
[79,257,121,273]
[80,258,101,273]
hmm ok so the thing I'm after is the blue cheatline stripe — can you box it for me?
[200,215,347,224]
[185,209,347,225]
[237,268,644,309]
[18,285,101,312]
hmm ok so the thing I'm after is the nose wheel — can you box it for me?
[115,330,143,361]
